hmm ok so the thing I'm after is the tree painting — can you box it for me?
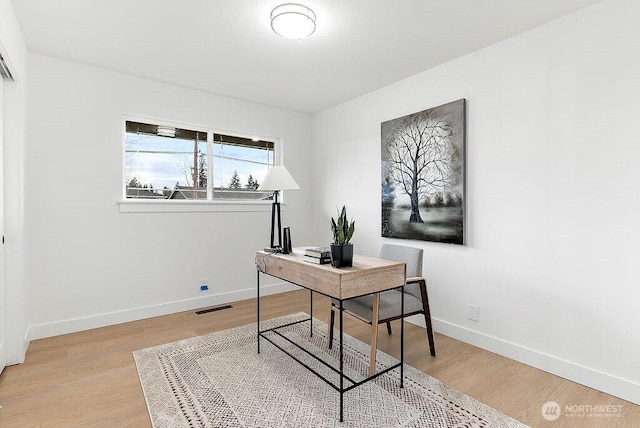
[381,99,465,245]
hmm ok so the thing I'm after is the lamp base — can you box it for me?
[269,192,282,250]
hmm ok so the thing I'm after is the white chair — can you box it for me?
[327,244,436,375]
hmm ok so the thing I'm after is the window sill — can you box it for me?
[118,199,280,213]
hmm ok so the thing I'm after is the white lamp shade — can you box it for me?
[259,165,300,191]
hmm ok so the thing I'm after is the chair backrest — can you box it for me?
[379,244,423,278]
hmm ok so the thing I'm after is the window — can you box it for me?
[124,120,275,202]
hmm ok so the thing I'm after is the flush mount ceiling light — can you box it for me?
[270,3,316,39]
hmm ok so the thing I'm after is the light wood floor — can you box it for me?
[0,290,637,427]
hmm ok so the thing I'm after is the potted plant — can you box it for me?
[330,205,355,268]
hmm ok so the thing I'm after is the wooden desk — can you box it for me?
[255,248,406,422]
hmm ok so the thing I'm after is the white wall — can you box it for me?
[0,0,29,364]
[26,54,312,338]
[311,0,640,404]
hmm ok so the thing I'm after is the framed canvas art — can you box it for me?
[381,99,466,245]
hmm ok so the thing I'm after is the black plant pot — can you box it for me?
[330,243,353,268]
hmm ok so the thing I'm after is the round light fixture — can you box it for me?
[271,3,316,39]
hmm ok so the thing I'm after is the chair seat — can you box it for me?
[333,290,424,323]
[327,244,436,376]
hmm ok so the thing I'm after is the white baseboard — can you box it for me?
[4,324,31,366]
[27,282,298,341]
[21,328,30,363]
[418,317,640,405]
[26,287,639,405]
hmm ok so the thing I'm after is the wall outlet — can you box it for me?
[200,278,208,291]
[467,304,479,322]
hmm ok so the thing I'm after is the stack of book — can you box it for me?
[303,247,331,264]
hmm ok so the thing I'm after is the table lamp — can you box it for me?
[258,165,300,252]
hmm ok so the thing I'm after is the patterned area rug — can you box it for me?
[133,313,528,427]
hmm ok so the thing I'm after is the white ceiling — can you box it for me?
[11,0,603,113]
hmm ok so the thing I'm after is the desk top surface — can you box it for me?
[256,248,405,299]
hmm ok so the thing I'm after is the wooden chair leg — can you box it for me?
[369,293,380,376]
[386,321,392,335]
[418,280,436,356]
[327,306,335,349]
[425,315,436,356]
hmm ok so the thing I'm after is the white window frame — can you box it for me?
[118,115,284,213]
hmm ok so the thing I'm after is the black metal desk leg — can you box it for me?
[339,299,344,422]
[400,283,404,387]
[257,269,261,354]
[310,290,313,337]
